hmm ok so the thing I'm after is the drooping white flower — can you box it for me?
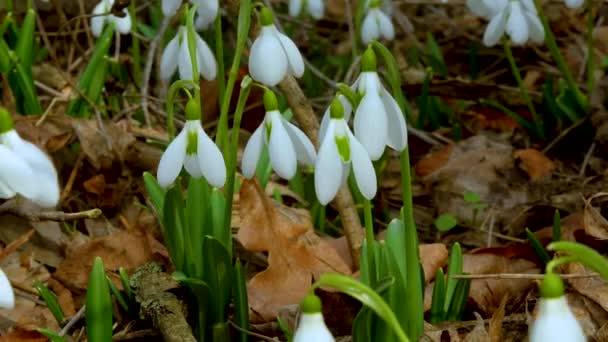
[293,294,334,342]
[289,0,325,20]
[350,48,407,160]
[248,7,305,87]
[157,99,226,188]
[242,90,315,180]
[0,268,14,310]
[315,97,377,205]
[360,6,394,45]
[529,273,585,342]
[194,0,220,30]
[0,109,60,208]
[91,0,132,37]
[160,26,217,81]
[162,0,183,17]
[472,0,544,46]
[467,0,505,19]
[563,0,583,8]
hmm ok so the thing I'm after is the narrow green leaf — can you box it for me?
[444,243,462,313]
[526,228,551,264]
[106,276,129,313]
[233,260,249,342]
[553,210,561,242]
[37,329,68,342]
[162,186,186,271]
[143,171,165,217]
[86,257,113,342]
[33,280,65,325]
[430,268,446,323]
[446,278,470,321]
[15,8,35,70]
[547,241,608,280]
[202,237,233,322]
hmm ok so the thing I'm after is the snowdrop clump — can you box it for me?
[350,47,407,160]
[162,0,219,29]
[157,98,226,188]
[242,89,315,180]
[289,0,325,20]
[361,1,395,45]
[248,7,305,87]
[529,272,585,341]
[0,268,14,310]
[293,293,335,342]
[160,26,217,81]
[315,96,377,204]
[91,0,132,37]
[467,0,544,46]
[0,109,60,208]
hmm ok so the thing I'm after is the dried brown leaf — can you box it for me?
[514,149,555,181]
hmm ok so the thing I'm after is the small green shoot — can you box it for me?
[434,213,458,232]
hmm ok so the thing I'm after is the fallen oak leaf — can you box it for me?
[237,179,351,322]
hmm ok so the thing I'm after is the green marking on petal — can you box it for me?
[0,107,13,134]
[186,130,198,155]
[264,119,272,142]
[300,293,322,314]
[335,135,350,162]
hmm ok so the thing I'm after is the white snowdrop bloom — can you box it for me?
[563,0,583,8]
[157,99,226,188]
[162,0,182,17]
[242,90,315,180]
[0,109,60,208]
[467,0,505,19]
[91,0,132,37]
[248,7,305,87]
[351,48,407,160]
[319,94,352,140]
[0,268,14,310]
[478,0,544,46]
[160,26,217,81]
[293,294,334,342]
[289,0,325,20]
[194,0,219,30]
[529,273,585,342]
[315,97,377,205]
[360,6,394,45]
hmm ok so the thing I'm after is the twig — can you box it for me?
[141,16,170,127]
[59,305,86,337]
[0,199,102,222]
[450,272,600,280]
[228,321,277,342]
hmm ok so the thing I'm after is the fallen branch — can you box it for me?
[0,199,101,222]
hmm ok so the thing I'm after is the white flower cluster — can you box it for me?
[0,109,60,208]
[293,293,335,342]
[289,0,325,20]
[361,1,395,45]
[162,0,219,30]
[91,0,132,37]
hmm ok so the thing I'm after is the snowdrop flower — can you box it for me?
[248,7,305,87]
[91,0,132,37]
[529,272,585,342]
[157,98,226,188]
[361,2,395,45]
[467,0,503,19]
[160,26,217,81]
[162,0,183,17]
[351,48,407,160]
[289,0,324,20]
[472,0,544,46]
[315,97,377,205]
[0,109,60,208]
[194,0,219,30]
[0,268,14,309]
[242,89,315,180]
[563,0,583,8]
[293,293,334,342]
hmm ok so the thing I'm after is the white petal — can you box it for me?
[0,268,14,310]
[529,297,585,342]
[354,93,388,160]
[348,132,377,200]
[307,0,324,20]
[112,12,132,34]
[276,28,305,78]
[315,121,342,205]
[483,11,507,46]
[520,0,538,13]
[525,11,545,44]
[293,313,335,342]
[319,111,331,142]
[157,128,188,187]
[289,0,303,17]
[196,125,226,187]
[3,131,59,207]
[467,0,493,18]
[248,26,288,87]
[380,87,408,151]
[160,33,181,80]
[0,181,16,199]
[268,112,297,179]
[565,0,583,8]
[361,11,380,45]
[506,2,529,45]
[90,2,106,37]
[162,0,182,17]
[241,124,265,179]
[282,119,316,166]
[178,32,196,81]
[194,0,219,30]
[184,155,203,177]
[320,95,352,140]
[0,144,38,200]
[375,9,395,41]
[195,34,217,80]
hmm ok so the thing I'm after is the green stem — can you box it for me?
[400,146,423,341]
[186,6,199,82]
[363,198,376,287]
[534,0,588,112]
[223,81,252,236]
[166,80,197,139]
[215,13,226,114]
[546,256,579,274]
[503,40,544,139]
